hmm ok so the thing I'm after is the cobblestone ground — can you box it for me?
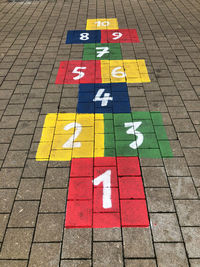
[0,0,200,266]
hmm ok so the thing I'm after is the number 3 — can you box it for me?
[124,122,144,149]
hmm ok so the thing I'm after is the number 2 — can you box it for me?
[63,122,82,148]
[72,67,86,80]
[124,121,144,149]
[93,170,112,209]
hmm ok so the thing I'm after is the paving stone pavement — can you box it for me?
[0,0,200,266]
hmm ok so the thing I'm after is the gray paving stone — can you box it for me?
[123,228,154,258]
[44,167,69,188]
[0,228,33,259]
[125,259,157,267]
[0,260,27,267]
[8,201,39,227]
[142,167,168,187]
[175,200,200,226]
[163,158,190,176]
[169,177,198,199]
[0,214,8,242]
[182,227,200,258]
[155,243,189,267]
[93,242,123,267]
[29,243,61,267]
[146,188,174,212]
[93,228,122,241]
[0,168,22,188]
[34,213,64,242]
[0,189,16,213]
[150,213,182,242]
[62,228,92,259]
[61,260,91,267]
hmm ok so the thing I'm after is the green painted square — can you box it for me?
[104,148,116,157]
[83,43,122,60]
[104,120,114,133]
[132,111,151,120]
[151,112,163,125]
[115,126,137,141]
[159,140,173,157]
[104,113,113,120]
[138,149,161,158]
[155,126,168,140]
[133,120,154,133]
[104,133,115,148]
[116,141,138,157]
[140,133,159,148]
[113,113,132,126]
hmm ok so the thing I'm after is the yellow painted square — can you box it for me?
[110,60,126,83]
[36,142,52,160]
[43,113,57,128]
[76,113,94,127]
[95,134,105,149]
[40,128,55,142]
[57,113,76,121]
[95,119,104,133]
[50,149,72,161]
[36,113,105,161]
[72,141,94,158]
[86,18,118,30]
[94,148,104,157]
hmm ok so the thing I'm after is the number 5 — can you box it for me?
[72,67,86,80]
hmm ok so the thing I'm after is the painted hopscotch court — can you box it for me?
[36,18,173,229]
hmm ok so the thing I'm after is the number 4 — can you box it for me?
[93,89,113,106]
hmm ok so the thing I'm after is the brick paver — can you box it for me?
[0,0,200,266]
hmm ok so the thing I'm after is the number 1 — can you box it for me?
[93,170,112,209]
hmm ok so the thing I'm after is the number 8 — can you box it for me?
[80,33,89,40]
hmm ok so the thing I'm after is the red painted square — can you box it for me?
[93,187,119,212]
[68,178,93,200]
[93,213,121,228]
[119,176,145,199]
[55,60,101,84]
[117,157,141,176]
[65,200,92,228]
[70,158,93,177]
[94,166,118,187]
[94,157,116,167]
[101,29,140,43]
[120,200,149,227]
[55,61,69,84]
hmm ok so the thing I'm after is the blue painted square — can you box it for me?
[66,30,101,44]
[77,83,131,113]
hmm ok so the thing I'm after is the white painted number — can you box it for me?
[80,33,89,40]
[63,122,82,148]
[93,170,112,209]
[111,67,126,78]
[95,21,109,27]
[124,121,144,149]
[72,67,86,80]
[93,89,113,106]
[96,47,109,57]
[112,32,122,40]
